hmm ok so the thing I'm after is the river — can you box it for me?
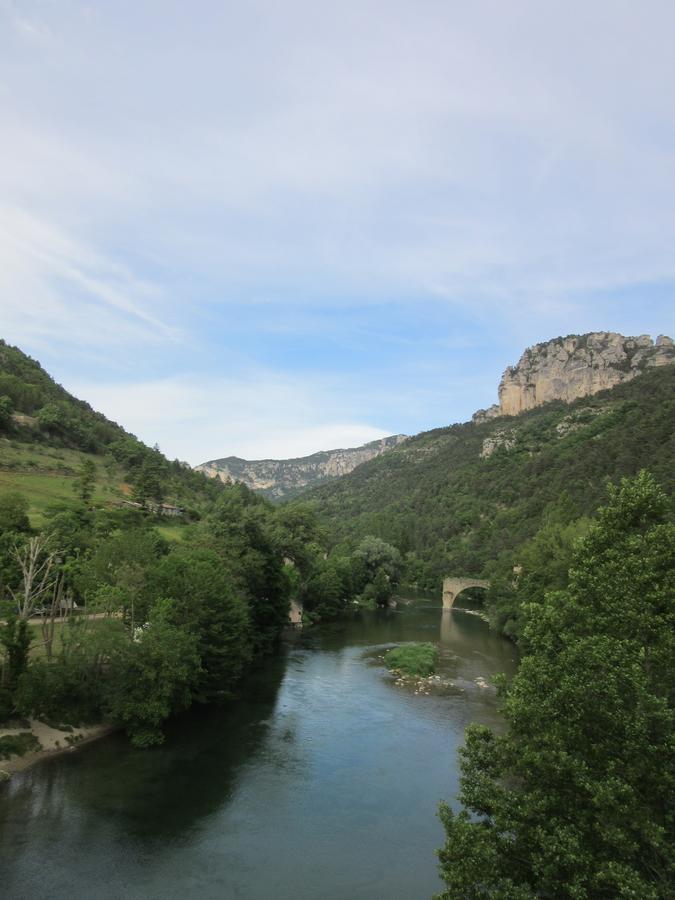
[0,601,517,900]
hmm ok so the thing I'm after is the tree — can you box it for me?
[437,472,675,899]
[0,394,13,430]
[73,458,97,504]
[303,558,346,616]
[206,493,290,653]
[9,536,57,619]
[131,456,164,508]
[36,401,69,434]
[352,535,402,606]
[103,599,201,747]
[353,535,403,582]
[148,547,252,699]
[0,491,31,534]
[0,609,31,692]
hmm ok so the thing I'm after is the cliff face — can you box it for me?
[195,434,408,500]
[474,332,674,421]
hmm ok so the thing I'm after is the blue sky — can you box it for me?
[1,0,674,464]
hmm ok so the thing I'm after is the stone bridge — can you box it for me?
[442,577,490,610]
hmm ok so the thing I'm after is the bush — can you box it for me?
[0,687,15,723]
[385,642,438,677]
[16,657,104,725]
[0,732,41,759]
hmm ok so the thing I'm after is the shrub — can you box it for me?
[0,732,41,759]
[16,657,104,725]
[385,642,438,677]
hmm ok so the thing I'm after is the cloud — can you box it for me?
[2,1,674,313]
[1,0,673,451]
[0,206,179,356]
[66,373,392,465]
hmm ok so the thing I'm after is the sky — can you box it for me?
[1,0,674,465]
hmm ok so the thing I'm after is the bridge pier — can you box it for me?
[289,599,303,627]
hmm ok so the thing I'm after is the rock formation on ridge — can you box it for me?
[195,434,408,500]
[473,332,673,422]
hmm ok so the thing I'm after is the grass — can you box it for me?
[385,642,439,677]
[0,439,193,529]
[0,440,128,527]
[155,524,187,542]
[0,732,41,759]
[27,617,125,660]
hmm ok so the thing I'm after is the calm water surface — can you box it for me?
[0,603,517,900]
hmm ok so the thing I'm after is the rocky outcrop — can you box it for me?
[472,404,500,425]
[196,434,408,500]
[480,430,516,458]
[474,333,673,421]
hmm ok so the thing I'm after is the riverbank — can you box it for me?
[0,718,115,778]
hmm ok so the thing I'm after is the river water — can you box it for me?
[0,602,517,900]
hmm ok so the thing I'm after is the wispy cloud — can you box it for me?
[0,206,179,353]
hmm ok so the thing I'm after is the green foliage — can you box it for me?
[0,477,318,744]
[0,610,31,721]
[15,618,123,723]
[353,534,403,582]
[205,487,292,653]
[0,491,31,534]
[487,517,591,640]
[148,547,252,699]
[0,394,13,430]
[103,600,201,747]
[0,340,372,747]
[437,472,674,898]
[305,367,675,636]
[302,556,350,617]
[72,458,97,503]
[0,612,31,691]
[386,643,438,677]
[16,654,104,724]
[0,732,41,759]
[131,456,164,507]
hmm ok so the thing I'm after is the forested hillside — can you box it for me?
[303,365,675,635]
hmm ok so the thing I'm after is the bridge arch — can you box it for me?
[442,577,490,610]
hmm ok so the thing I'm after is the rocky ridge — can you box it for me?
[196,434,408,500]
[473,332,674,423]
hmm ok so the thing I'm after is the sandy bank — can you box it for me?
[0,719,115,778]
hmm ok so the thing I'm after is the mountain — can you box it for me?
[195,434,408,500]
[473,332,674,422]
[301,333,675,596]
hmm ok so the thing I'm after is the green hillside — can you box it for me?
[0,340,224,525]
[302,365,675,631]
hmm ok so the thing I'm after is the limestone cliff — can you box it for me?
[474,332,673,421]
[195,434,408,500]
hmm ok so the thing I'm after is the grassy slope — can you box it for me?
[0,441,196,534]
[0,340,224,524]
[0,440,127,526]
[303,366,675,588]
[0,438,195,531]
